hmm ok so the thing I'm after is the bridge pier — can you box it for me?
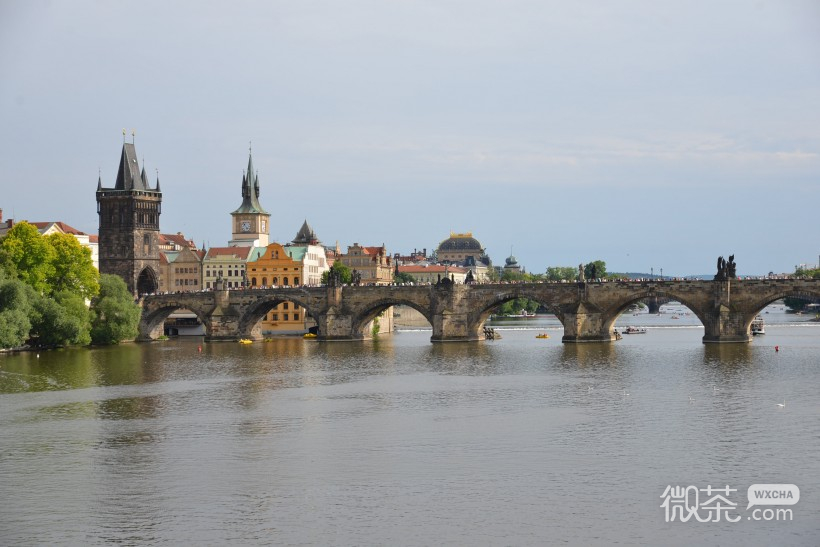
[431,311,481,342]
[317,309,361,341]
[701,305,753,344]
[561,306,616,343]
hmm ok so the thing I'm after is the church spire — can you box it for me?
[232,147,268,214]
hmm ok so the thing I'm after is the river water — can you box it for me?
[2,305,819,546]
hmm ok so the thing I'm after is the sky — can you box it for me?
[1,0,818,276]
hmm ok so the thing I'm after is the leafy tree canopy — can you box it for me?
[321,261,353,285]
[45,233,99,299]
[0,276,34,349]
[90,274,140,345]
[0,221,55,294]
[545,266,578,282]
[394,271,416,284]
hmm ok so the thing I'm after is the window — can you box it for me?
[294,313,299,321]
[252,277,257,286]
[283,303,289,310]
[272,314,278,321]
[284,314,289,321]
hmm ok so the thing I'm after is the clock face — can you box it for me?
[261,220,267,232]
[241,221,251,232]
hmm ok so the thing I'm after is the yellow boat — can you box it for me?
[536,333,550,339]
[239,339,253,344]
[303,333,317,339]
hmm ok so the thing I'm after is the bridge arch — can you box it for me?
[139,304,211,341]
[467,290,568,340]
[238,293,321,340]
[742,288,820,333]
[351,298,434,339]
[601,290,709,334]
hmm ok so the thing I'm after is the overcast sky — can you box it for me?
[1,0,818,275]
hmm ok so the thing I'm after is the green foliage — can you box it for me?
[545,266,577,281]
[0,221,55,294]
[321,261,353,284]
[0,276,34,348]
[394,271,416,284]
[584,260,607,280]
[494,297,539,316]
[90,274,140,345]
[45,233,99,299]
[794,267,820,280]
[371,316,381,337]
[30,291,92,347]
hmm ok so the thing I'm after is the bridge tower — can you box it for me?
[96,138,162,296]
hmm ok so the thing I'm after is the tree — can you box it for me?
[0,276,33,349]
[29,291,92,347]
[394,271,416,284]
[45,232,99,299]
[321,262,353,285]
[584,260,607,280]
[90,274,140,345]
[0,221,55,294]
[545,266,577,282]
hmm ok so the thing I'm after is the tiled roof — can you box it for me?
[399,265,468,274]
[205,246,253,260]
[160,233,196,248]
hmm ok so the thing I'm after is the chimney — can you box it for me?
[0,208,3,222]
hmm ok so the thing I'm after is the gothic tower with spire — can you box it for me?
[96,140,162,296]
[229,148,270,247]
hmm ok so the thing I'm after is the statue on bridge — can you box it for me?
[578,263,585,282]
[714,254,737,281]
[352,269,362,285]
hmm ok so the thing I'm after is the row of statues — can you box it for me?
[714,255,737,281]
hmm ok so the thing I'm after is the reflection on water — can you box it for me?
[1,322,819,546]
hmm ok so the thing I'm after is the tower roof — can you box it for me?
[232,151,269,214]
[114,143,148,191]
[292,219,319,245]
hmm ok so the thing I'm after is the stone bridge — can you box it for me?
[138,279,820,344]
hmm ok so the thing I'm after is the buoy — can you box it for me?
[775,346,779,352]
[198,345,202,353]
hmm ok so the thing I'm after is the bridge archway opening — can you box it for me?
[473,294,566,339]
[603,292,707,336]
[239,295,320,340]
[354,299,434,339]
[137,267,159,296]
[744,290,820,335]
[140,305,209,340]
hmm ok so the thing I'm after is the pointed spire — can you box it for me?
[155,168,161,192]
[232,146,268,215]
[97,169,102,191]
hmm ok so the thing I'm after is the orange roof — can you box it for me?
[399,265,468,274]
[205,246,253,260]
[160,232,197,248]
[30,221,89,235]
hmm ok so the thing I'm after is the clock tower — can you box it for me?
[229,148,270,247]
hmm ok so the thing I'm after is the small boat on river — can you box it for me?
[751,316,765,335]
[535,333,550,339]
[623,326,647,334]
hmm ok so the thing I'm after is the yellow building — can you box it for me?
[338,243,393,285]
[247,227,329,334]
